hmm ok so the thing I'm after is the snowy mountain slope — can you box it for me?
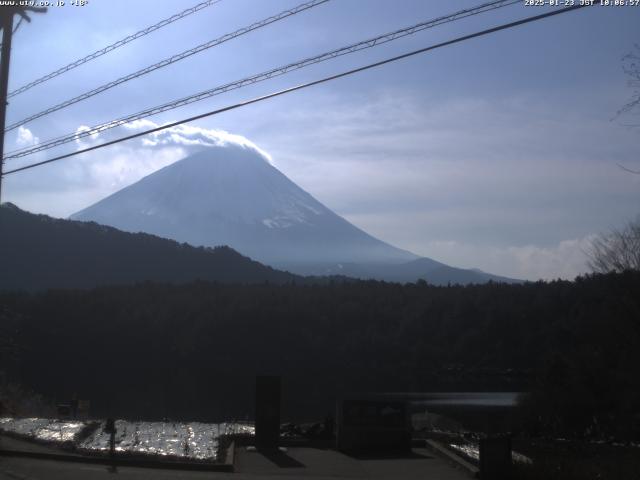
[71,144,418,265]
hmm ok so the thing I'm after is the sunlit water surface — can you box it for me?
[0,417,254,461]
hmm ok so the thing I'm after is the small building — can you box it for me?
[336,396,411,453]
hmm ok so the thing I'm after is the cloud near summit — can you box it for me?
[5,121,273,218]
[121,120,273,164]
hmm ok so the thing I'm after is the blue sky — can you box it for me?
[2,0,639,280]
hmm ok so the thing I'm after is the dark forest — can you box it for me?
[1,271,638,441]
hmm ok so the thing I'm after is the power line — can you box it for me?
[4,0,517,158]
[4,0,520,161]
[5,0,330,133]
[7,0,223,99]
[0,5,47,202]
[12,16,24,34]
[4,4,591,177]
[0,10,17,203]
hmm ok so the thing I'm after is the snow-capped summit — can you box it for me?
[71,143,418,266]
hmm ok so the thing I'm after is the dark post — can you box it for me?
[104,417,116,459]
[255,375,281,449]
[70,392,79,419]
[0,6,46,201]
[0,9,14,202]
[479,436,512,480]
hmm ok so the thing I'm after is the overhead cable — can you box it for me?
[5,0,330,132]
[4,4,591,176]
[4,0,519,160]
[7,0,224,98]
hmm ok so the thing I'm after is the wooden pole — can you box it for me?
[0,9,15,202]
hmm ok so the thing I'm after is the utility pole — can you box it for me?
[0,5,46,203]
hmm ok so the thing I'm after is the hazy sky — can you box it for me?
[2,0,639,280]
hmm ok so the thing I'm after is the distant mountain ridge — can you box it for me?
[281,258,521,285]
[0,202,297,291]
[70,143,521,285]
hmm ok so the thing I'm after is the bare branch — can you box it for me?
[587,217,640,273]
[615,44,640,121]
[617,163,640,175]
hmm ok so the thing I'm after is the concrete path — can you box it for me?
[235,446,367,477]
[235,446,472,479]
[0,456,218,480]
[0,442,472,479]
[0,435,79,456]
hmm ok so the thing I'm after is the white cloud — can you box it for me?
[122,120,273,164]
[416,236,597,281]
[74,125,103,148]
[16,126,39,147]
[249,89,640,245]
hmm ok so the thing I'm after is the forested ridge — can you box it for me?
[0,203,297,290]
[1,271,639,439]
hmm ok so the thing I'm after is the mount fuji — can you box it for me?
[71,143,519,284]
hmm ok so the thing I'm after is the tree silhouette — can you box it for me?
[588,217,640,273]
[617,44,640,122]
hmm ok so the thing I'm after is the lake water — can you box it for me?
[378,392,521,408]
